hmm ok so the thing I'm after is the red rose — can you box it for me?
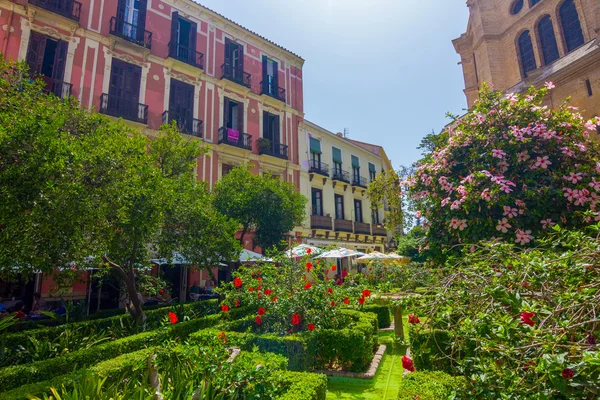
[331,265,337,271]
[307,323,315,331]
[221,305,229,312]
[255,315,262,325]
[520,311,535,327]
[306,262,313,272]
[362,289,371,297]
[331,301,335,307]
[343,297,349,305]
[233,277,243,288]
[327,288,333,294]
[408,314,420,324]
[358,296,365,305]
[402,356,415,372]
[291,313,301,325]
[304,283,312,290]
[264,289,272,295]
[168,311,178,324]
[271,296,277,302]
[257,307,266,316]
[307,248,312,254]
[562,368,574,379]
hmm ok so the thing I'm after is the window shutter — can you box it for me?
[137,0,147,34]
[189,21,197,52]
[262,111,269,140]
[224,39,231,65]
[368,163,376,173]
[170,12,179,52]
[274,115,280,146]
[223,97,230,128]
[116,0,126,21]
[351,155,360,168]
[273,60,279,88]
[309,137,321,154]
[262,55,267,83]
[53,40,68,81]
[238,44,244,73]
[26,32,46,77]
[332,147,342,163]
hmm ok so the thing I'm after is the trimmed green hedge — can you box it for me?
[409,328,460,374]
[276,371,328,400]
[361,304,391,328]
[0,312,228,392]
[397,371,467,400]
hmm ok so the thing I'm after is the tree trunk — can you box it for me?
[102,255,146,325]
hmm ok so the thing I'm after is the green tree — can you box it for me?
[0,58,239,323]
[213,166,306,251]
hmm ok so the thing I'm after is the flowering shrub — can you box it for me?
[409,226,600,398]
[218,255,371,334]
[408,84,600,256]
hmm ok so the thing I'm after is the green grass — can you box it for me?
[326,319,409,400]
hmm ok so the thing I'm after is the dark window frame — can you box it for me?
[335,194,345,220]
[312,188,324,217]
[537,15,560,65]
[559,0,585,53]
[354,199,363,223]
[517,30,537,78]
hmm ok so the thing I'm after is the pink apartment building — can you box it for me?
[0,0,305,307]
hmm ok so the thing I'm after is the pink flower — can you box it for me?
[496,218,512,233]
[515,200,526,208]
[450,200,462,210]
[544,82,555,89]
[561,147,574,157]
[541,219,554,229]
[515,229,534,245]
[534,156,552,169]
[481,189,491,201]
[491,149,506,159]
[503,206,518,219]
[584,120,597,131]
[449,219,467,231]
[563,187,575,202]
[563,172,583,184]
[589,179,600,192]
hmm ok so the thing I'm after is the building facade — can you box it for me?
[296,121,394,253]
[0,0,305,189]
[453,0,600,119]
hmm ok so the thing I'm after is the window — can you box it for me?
[169,12,199,67]
[263,112,280,145]
[368,163,376,182]
[312,188,323,216]
[335,195,345,220]
[530,0,541,6]
[103,59,143,122]
[116,0,147,42]
[262,56,279,97]
[585,79,593,97]
[332,147,342,174]
[537,16,560,65]
[224,97,243,132]
[517,31,537,78]
[372,209,380,225]
[310,137,322,169]
[510,0,523,15]
[222,164,234,176]
[559,0,585,53]
[26,32,69,98]
[168,79,195,134]
[354,199,363,223]
[224,38,244,82]
[351,155,360,183]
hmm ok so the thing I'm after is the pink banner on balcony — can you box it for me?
[227,128,239,143]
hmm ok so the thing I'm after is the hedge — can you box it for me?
[397,371,467,400]
[0,311,233,392]
[409,328,461,374]
[276,371,328,400]
[360,304,391,329]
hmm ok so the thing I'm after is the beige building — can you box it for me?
[453,0,600,119]
[296,121,394,253]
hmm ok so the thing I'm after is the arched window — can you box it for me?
[537,16,560,65]
[530,0,541,6]
[559,0,585,52]
[517,31,537,78]
[511,0,524,15]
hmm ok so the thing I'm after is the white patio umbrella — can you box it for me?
[238,249,273,263]
[356,251,392,263]
[285,244,323,258]
[315,248,366,259]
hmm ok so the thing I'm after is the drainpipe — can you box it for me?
[2,8,14,55]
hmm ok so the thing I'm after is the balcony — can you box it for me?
[372,224,387,237]
[218,127,252,150]
[221,63,251,89]
[162,111,202,138]
[258,138,288,160]
[168,42,203,70]
[311,215,332,230]
[334,219,353,233]
[28,0,81,22]
[109,17,152,49]
[100,93,148,124]
[332,169,350,183]
[352,175,368,188]
[40,76,72,99]
[354,222,371,235]
[260,80,286,103]
[309,159,329,177]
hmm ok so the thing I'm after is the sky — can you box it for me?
[198,0,470,168]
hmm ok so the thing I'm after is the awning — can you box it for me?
[332,147,342,163]
[309,137,322,154]
[351,155,360,168]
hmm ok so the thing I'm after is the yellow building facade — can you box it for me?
[453,0,600,119]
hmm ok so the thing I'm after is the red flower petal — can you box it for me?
[291,313,301,325]
[307,323,315,331]
[233,277,243,288]
[255,315,262,325]
[221,305,229,312]
[168,311,178,324]
[257,307,266,316]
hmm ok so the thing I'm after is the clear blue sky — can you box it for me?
[199,0,470,168]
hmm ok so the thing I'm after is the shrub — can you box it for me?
[397,371,467,400]
[361,304,391,328]
[409,329,459,374]
[276,371,328,400]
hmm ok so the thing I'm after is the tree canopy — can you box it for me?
[213,166,306,251]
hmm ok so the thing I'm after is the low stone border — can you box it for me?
[315,344,386,379]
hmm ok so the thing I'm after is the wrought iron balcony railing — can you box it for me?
[168,42,203,69]
[309,159,329,176]
[28,0,81,22]
[372,224,387,237]
[311,215,332,230]
[220,63,251,88]
[162,111,203,138]
[352,175,368,188]
[334,219,353,233]
[354,222,371,235]
[260,80,286,102]
[40,76,72,99]
[258,139,288,160]
[332,169,350,183]
[218,127,252,150]
[109,17,152,49]
[100,93,148,124]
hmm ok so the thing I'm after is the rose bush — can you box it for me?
[408,84,600,258]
